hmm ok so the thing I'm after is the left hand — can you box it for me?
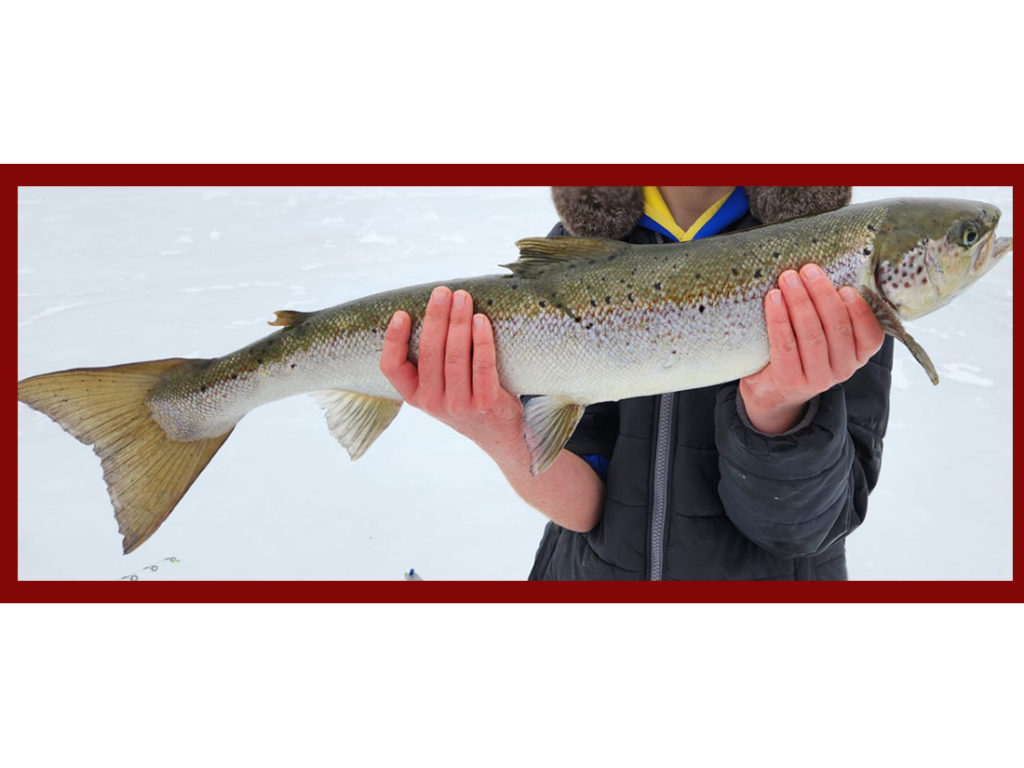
[739,264,885,434]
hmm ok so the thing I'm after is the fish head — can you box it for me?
[870,199,1012,321]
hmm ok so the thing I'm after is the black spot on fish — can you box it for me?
[754,269,762,278]
[812,238,819,244]
[290,364,297,369]
[772,252,781,259]
[862,248,871,256]
[257,358,263,364]
[486,299,493,306]
[539,300,547,308]
[584,322,594,329]
[731,268,738,276]
[628,293,635,303]
[573,316,581,323]
[695,273,702,279]
[200,385,207,393]
[605,296,611,303]
[699,304,706,314]
[590,299,597,307]
[231,374,238,380]
[653,282,662,290]
[867,224,876,232]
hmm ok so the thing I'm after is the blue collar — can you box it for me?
[637,187,750,242]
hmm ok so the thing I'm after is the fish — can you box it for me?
[17,198,1012,554]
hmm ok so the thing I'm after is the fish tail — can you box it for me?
[18,359,233,554]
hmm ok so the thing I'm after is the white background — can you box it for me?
[4,2,1020,766]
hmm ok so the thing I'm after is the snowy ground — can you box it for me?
[16,186,1013,580]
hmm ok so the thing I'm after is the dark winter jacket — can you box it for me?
[528,187,893,581]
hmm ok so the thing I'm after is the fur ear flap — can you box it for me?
[551,187,644,238]
[745,186,853,224]
[551,186,855,235]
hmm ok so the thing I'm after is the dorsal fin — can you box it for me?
[268,310,313,328]
[501,237,629,278]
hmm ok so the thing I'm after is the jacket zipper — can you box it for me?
[649,230,673,582]
[649,392,674,581]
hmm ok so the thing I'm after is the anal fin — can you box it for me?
[522,395,587,475]
[857,286,939,385]
[314,390,403,460]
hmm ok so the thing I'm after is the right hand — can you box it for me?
[380,286,524,449]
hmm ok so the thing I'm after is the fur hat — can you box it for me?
[551,186,853,238]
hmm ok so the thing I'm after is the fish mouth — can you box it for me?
[974,233,1013,273]
[993,235,1013,260]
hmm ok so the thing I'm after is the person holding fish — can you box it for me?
[380,186,892,580]
[19,188,1009,567]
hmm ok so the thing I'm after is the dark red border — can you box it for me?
[8,164,1020,603]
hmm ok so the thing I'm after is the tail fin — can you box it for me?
[18,359,233,554]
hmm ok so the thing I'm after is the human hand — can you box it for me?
[739,264,885,435]
[381,286,603,532]
[380,286,524,449]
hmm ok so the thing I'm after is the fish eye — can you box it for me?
[960,222,980,246]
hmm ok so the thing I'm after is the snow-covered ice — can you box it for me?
[17,186,1013,580]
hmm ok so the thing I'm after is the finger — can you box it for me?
[417,286,452,399]
[380,311,419,400]
[799,264,858,380]
[763,288,802,384]
[471,313,500,410]
[444,290,474,408]
[839,286,886,363]
[779,268,830,390]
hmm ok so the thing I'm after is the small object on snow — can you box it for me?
[120,555,180,580]
[404,568,423,581]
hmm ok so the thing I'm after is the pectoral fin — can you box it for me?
[857,287,939,385]
[522,396,587,475]
[314,390,403,460]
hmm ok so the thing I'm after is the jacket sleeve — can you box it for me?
[714,337,893,558]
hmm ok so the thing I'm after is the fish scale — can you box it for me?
[17,198,1012,553]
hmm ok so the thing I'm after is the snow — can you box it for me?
[17,186,1013,580]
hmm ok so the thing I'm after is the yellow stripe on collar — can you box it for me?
[642,187,736,242]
